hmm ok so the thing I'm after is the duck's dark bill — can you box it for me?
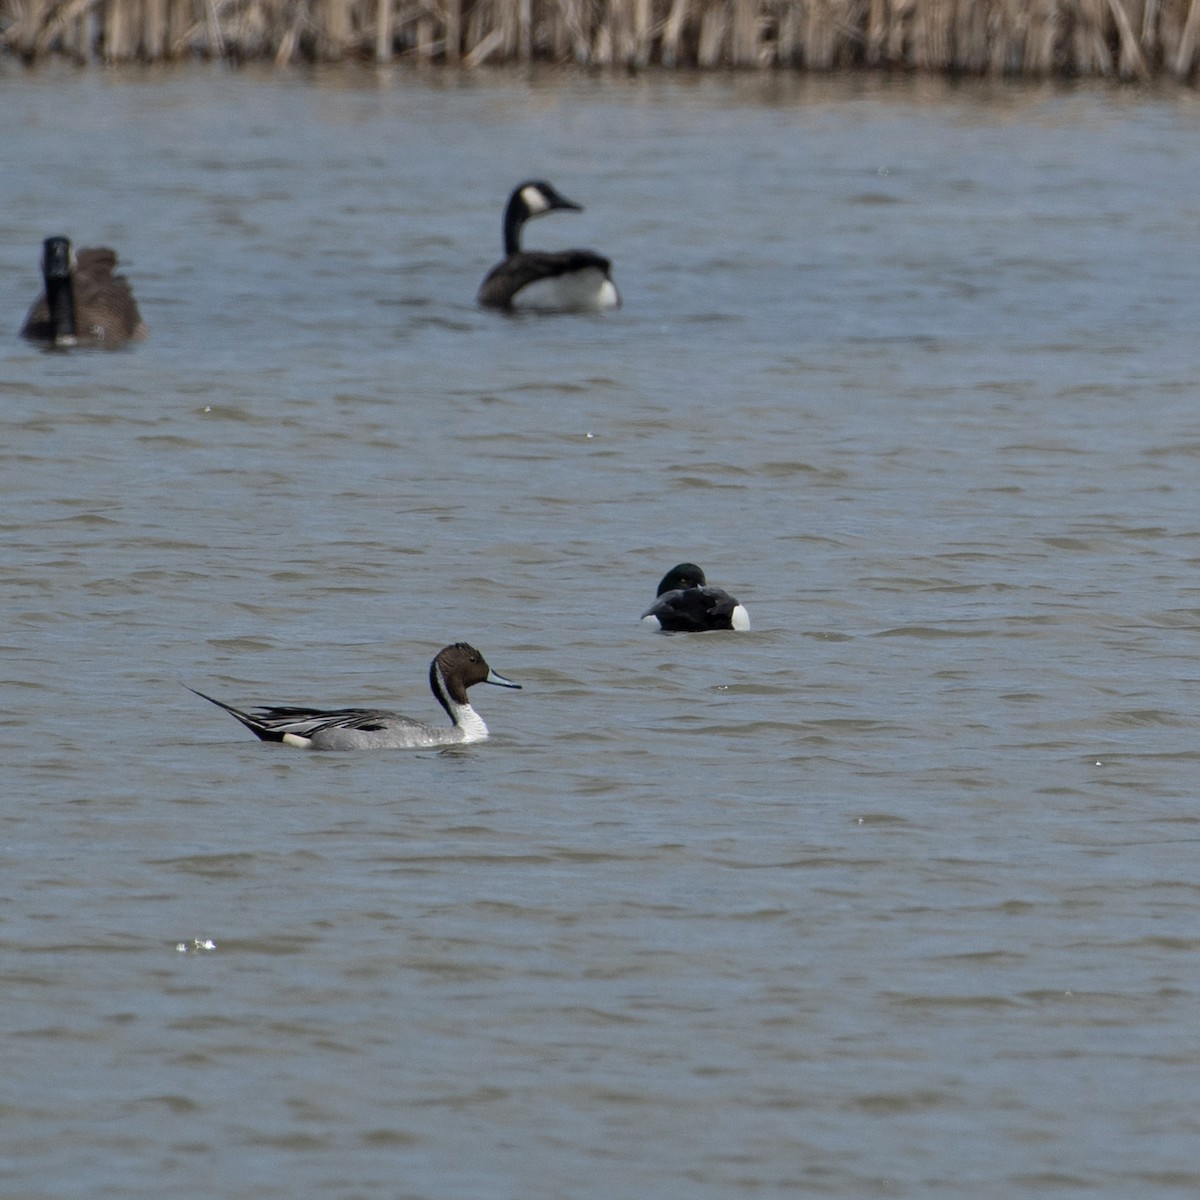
[485,668,521,689]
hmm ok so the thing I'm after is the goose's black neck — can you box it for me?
[502,195,527,257]
[42,237,77,345]
[45,274,77,344]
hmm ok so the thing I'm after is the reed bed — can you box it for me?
[2,0,1198,78]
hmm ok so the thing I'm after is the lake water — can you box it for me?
[2,62,1199,1199]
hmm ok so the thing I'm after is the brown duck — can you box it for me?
[21,236,147,348]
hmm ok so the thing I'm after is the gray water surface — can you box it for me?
[2,65,1199,1199]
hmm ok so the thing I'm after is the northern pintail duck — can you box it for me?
[478,180,620,313]
[191,642,520,751]
[641,564,750,633]
[21,236,147,348]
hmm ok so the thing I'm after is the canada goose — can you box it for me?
[478,180,620,313]
[641,563,751,633]
[20,236,147,348]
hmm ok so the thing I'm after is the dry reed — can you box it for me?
[2,0,1197,77]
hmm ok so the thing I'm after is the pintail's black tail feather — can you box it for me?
[185,684,285,742]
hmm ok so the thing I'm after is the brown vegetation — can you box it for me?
[1,0,1197,78]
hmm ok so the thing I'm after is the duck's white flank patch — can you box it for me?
[595,279,621,309]
[281,733,313,748]
[731,604,751,631]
